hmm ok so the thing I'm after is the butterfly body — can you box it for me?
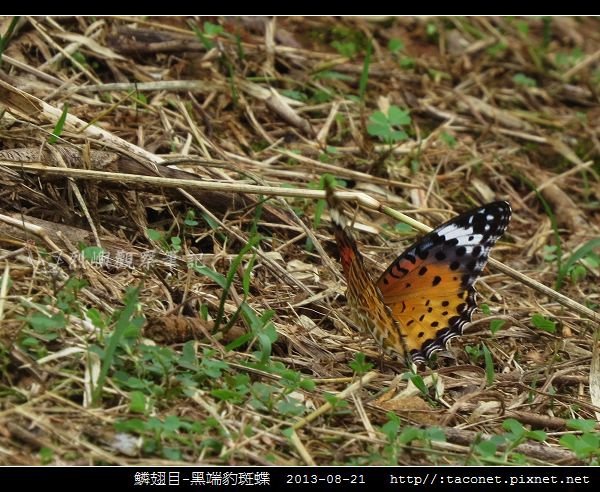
[326,186,511,364]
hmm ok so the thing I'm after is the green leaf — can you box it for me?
[584,253,599,268]
[211,389,244,403]
[399,57,415,69]
[475,439,499,457]
[349,352,373,375]
[224,331,253,352]
[81,246,105,262]
[543,244,558,262]
[569,264,587,283]
[367,107,410,144]
[502,418,525,438]
[440,131,457,148]
[424,427,446,442]
[332,40,357,58]
[323,392,349,410]
[490,319,506,334]
[276,397,305,416]
[162,447,182,461]
[388,106,411,126]
[163,415,184,433]
[299,378,316,391]
[513,73,537,87]
[133,91,147,105]
[170,236,182,251]
[114,418,147,433]
[381,412,401,441]
[531,313,556,333]
[366,121,388,139]
[426,23,438,38]
[20,336,41,348]
[39,446,54,464]
[394,223,413,234]
[177,341,198,370]
[388,38,404,53]
[559,434,577,450]
[129,391,147,414]
[28,312,66,332]
[559,433,600,458]
[566,419,597,433]
[146,228,163,242]
[204,21,223,36]
[465,344,482,362]
[528,430,548,442]
[390,129,408,141]
[86,308,105,328]
[191,21,218,49]
[368,111,388,129]
[486,42,507,57]
[398,426,421,445]
[515,20,529,35]
[200,355,229,379]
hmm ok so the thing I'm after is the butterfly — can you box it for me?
[325,184,511,364]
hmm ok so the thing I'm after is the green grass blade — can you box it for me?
[92,286,141,406]
[214,234,262,331]
[0,17,20,66]
[358,40,372,102]
[482,344,495,385]
[556,237,600,289]
[48,104,69,144]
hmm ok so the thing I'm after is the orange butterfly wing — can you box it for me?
[376,202,511,362]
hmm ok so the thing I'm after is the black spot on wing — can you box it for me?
[416,247,429,260]
[435,251,447,261]
[379,201,511,293]
[445,238,459,247]
[407,287,478,363]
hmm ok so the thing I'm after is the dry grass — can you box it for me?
[0,16,599,466]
